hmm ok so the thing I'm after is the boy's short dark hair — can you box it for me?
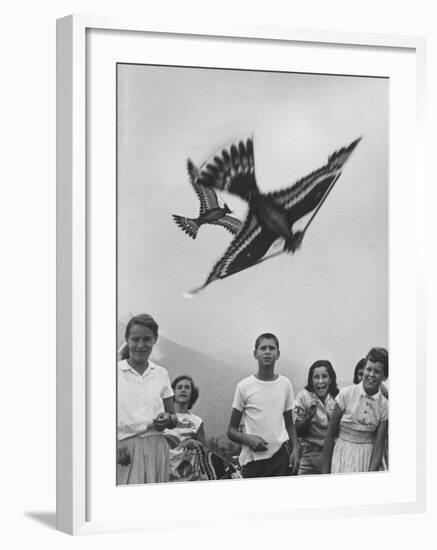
[365,347,389,378]
[125,314,159,341]
[171,375,199,409]
[254,333,280,350]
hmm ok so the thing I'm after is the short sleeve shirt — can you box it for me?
[293,389,337,446]
[336,382,388,433]
[117,359,174,440]
[232,374,294,465]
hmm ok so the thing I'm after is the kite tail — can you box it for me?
[172,214,199,239]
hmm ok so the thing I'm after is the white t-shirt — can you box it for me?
[117,359,173,440]
[232,374,294,466]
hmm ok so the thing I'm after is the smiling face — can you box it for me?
[126,324,156,367]
[254,337,280,368]
[362,359,386,395]
[174,378,192,406]
[312,366,331,400]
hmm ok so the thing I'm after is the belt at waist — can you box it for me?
[300,439,324,452]
[338,425,375,444]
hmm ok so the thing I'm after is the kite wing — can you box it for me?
[267,137,361,224]
[208,215,243,235]
[203,211,277,287]
[186,162,222,215]
[187,138,258,201]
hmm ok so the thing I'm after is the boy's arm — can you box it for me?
[368,420,388,471]
[322,404,343,473]
[227,408,268,451]
[283,409,299,473]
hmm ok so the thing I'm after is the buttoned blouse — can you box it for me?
[294,389,337,446]
[336,382,388,433]
[117,359,174,440]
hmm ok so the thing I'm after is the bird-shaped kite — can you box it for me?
[185,136,361,295]
[172,162,242,239]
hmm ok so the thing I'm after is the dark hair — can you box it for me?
[119,343,129,360]
[305,360,339,397]
[172,375,199,409]
[365,347,389,378]
[353,358,366,384]
[125,314,159,341]
[254,333,279,350]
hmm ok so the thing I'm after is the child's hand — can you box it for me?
[117,445,131,466]
[245,435,269,452]
[288,446,299,474]
[308,402,318,418]
[153,412,171,431]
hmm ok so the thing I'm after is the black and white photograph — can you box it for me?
[116,63,389,485]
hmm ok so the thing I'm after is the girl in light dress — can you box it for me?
[353,356,389,468]
[164,375,208,481]
[294,360,339,475]
[322,347,388,474]
[117,314,177,484]
[165,375,205,446]
[165,375,242,481]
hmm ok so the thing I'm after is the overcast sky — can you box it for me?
[117,63,388,383]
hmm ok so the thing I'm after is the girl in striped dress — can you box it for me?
[322,348,388,474]
[294,360,338,475]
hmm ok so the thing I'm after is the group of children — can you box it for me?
[117,313,389,484]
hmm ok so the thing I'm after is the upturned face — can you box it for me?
[312,366,331,399]
[126,324,156,365]
[362,360,386,395]
[254,338,280,367]
[174,378,192,406]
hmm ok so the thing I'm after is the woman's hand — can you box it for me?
[184,438,201,451]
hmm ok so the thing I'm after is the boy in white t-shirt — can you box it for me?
[227,333,299,478]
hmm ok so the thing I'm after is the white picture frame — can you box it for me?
[56,14,427,535]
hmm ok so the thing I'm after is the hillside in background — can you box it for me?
[117,322,349,439]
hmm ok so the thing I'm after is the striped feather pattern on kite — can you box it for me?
[190,136,361,290]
